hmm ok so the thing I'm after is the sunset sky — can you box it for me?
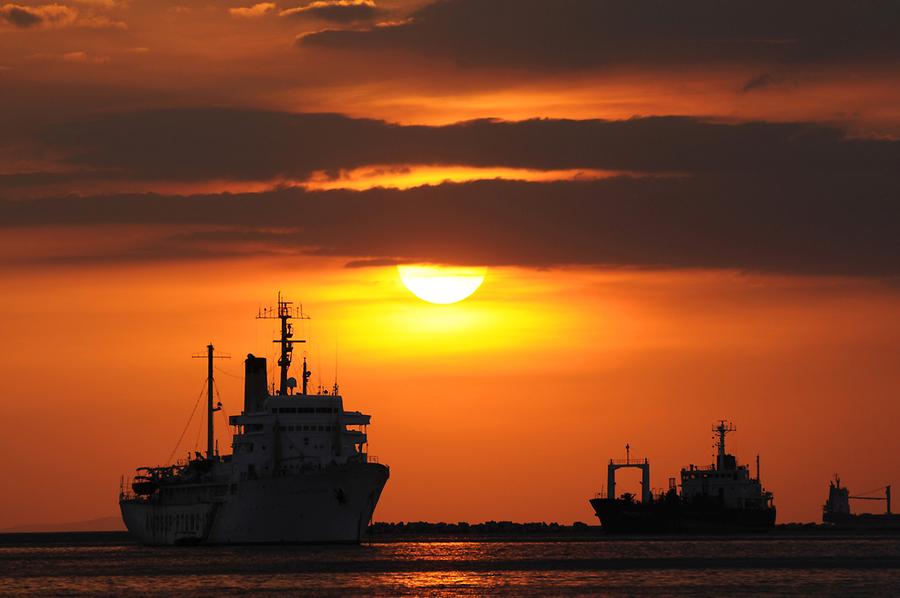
[1,0,899,528]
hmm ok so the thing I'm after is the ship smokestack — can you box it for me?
[244,354,268,413]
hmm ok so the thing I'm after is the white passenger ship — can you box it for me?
[119,295,389,545]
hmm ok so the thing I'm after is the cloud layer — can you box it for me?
[281,0,380,23]
[34,109,900,182]
[1,3,76,28]
[2,1,899,279]
[302,0,900,69]
[3,174,898,276]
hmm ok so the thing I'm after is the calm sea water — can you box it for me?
[1,533,899,596]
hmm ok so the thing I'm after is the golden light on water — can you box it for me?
[397,265,487,305]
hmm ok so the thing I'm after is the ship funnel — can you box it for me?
[244,354,268,413]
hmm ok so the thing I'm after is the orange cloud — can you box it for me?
[0,2,124,29]
[281,0,379,23]
[0,3,76,28]
[228,2,276,18]
[26,50,110,64]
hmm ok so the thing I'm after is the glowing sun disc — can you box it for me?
[398,265,487,304]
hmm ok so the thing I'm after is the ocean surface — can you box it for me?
[1,532,899,596]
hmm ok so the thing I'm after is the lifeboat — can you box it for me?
[132,475,158,495]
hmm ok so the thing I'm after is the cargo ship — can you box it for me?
[589,421,775,533]
[823,476,898,529]
[119,294,389,545]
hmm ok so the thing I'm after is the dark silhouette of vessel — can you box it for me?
[823,476,899,529]
[589,421,775,533]
[119,294,389,545]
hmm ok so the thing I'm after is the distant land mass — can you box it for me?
[370,521,601,539]
[0,516,125,533]
[0,517,833,537]
[1,518,590,535]
[369,521,840,538]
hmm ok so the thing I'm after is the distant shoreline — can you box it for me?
[0,522,895,546]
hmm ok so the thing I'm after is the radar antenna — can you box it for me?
[257,292,310,396]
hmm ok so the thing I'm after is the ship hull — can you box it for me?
[823,512,900,530]
[121,463,388,545]
[590,497,776,534]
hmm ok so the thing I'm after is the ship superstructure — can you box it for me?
[589,421,775,533]
[119,294,389,545]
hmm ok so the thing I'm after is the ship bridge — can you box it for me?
[229,369,375,476]
[227,295,376,476]
[680,421,772,510]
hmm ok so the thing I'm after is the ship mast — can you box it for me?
[713,420,736,455]
[257,292,310,395]
[192,343,229,459]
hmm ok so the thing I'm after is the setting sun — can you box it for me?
[3,0,900,591]
[397,265,487,304]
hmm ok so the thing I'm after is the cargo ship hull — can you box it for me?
[590,497,775,534]
[823,512,900,530]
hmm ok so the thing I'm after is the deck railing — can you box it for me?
[609,458,648,465]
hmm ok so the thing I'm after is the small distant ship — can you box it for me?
[589,421,775,533]
[823,476,898,529]
[119,294,389,545]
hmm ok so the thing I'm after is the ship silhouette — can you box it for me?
[589,421,775,533]
[119,294,389,545]
[823,476,898,530]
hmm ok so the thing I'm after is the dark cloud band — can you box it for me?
[0,4,43,28]
[2,175,897,277]
[35,109,900,183]
[301,0,900,70]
